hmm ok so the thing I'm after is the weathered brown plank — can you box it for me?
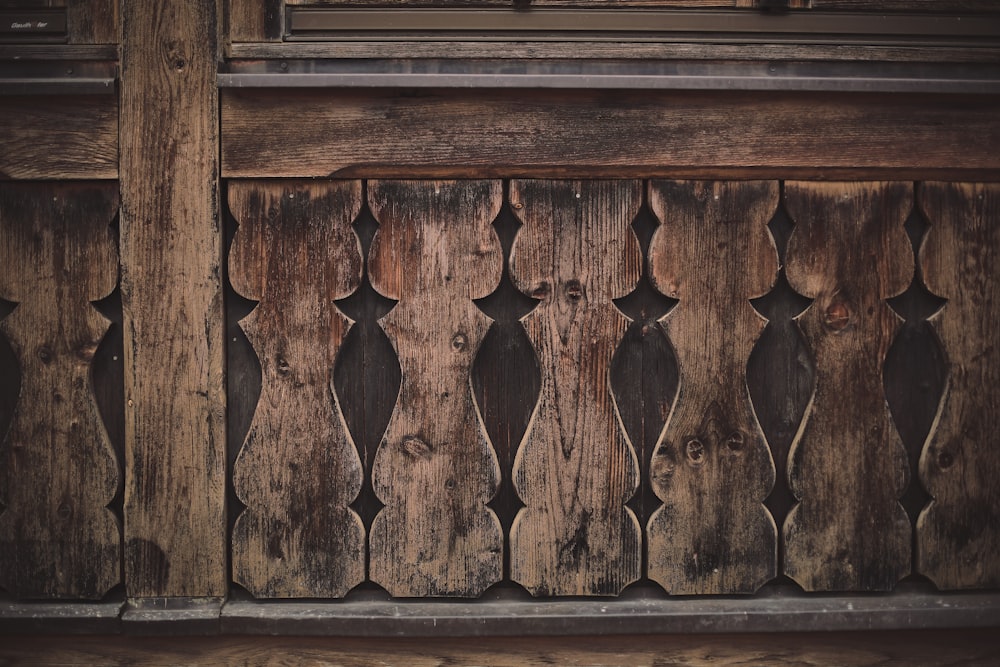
[508,179,642,596]
[227,0,282,43]
[228,181,366,598]
[917,182,1000,590]
[6,631,1000,667]
[0,182,120,599]
[367,180,504,597]
[66,0,117,44]
[120,0,226,598]
[221,90,1000,179]
[0,96,117,180]
[783,181,913,592]
[646,180,778,595]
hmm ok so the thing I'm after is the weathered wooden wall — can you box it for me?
[1,5,999,662]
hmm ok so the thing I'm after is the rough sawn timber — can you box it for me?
[221,90,1000,179]
[0,96,117,181]
[917,182,1000,589]
[229,180,366,598]
[509,179,642,596]
[119,0,226,597]
[782,181,913,591]
[646,180,779,595]
[368,180,504,597]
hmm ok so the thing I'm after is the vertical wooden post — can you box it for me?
[119,1,226,598]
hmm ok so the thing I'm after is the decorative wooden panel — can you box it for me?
[917,182,1000,589]
[646,180,778,595]
[508,179,642,596]
[0,183,120,599]
[783,181,913,592]
[368,180,504,597]
[229,181,366,598]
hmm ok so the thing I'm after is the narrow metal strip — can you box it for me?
[218,72,1000,94]
[0,78,116,95]
[218,60,1000,94]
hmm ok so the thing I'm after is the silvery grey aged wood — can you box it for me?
[917,182,1000,589]
[783,181,913,591]
[0,183,120,599]
[229,180,366,598]
[646,180,779,595]
[368,180,504,597]
[508,179,642,596]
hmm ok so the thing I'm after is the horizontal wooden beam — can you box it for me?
[221,89,1000,179]
[0,95,117,179]
[3,629,1000,665]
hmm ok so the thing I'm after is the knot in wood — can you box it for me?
[564,280,584,301]
[937,450,955,470]
[824,299,851,331]
[275,355,291,375]
[725,431,745,451]
[36,345,54,364]
[451,333,467,351]
[685,438,705,464]
[401,435,432,459]
[57,503,72,520]
[531,282,550,299]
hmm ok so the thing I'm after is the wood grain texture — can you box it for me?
[119,0,226,598]
[783,181,913,592]
[221,90,1000,179]
[368,180,504,597]
[917,182,1000,589]
[228,0,283,43]
[229,181,366,598]
[508,180,642,596]
[67,0,117,44]
[646,180,778,595]
[0,182,120,599]
[5,631,1000,667]
[0,96,117,180]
